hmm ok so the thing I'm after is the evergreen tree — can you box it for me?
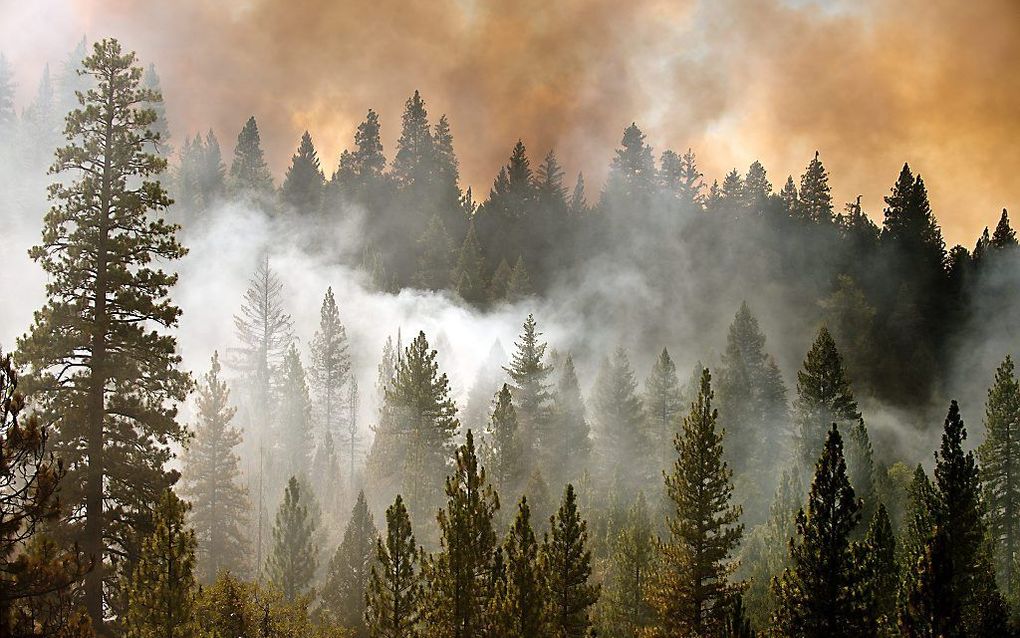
[180,352,250,583]
[898,526,960,638]
[432,114,459,193]
[0,53,14,130]
[860,504,897,637]
[603,122,656,205]
[677,149,706,209]
[142,64,170,154]
[200,129,226,203]
[845,420,878,528]
[540,484,600,638]
[591,348,649,496]
[278,344,314,482]
[365,331,458,533]
[977,356,1020,603]
[599,493,655,637]
[423,430,500,637]
[309,286,352,439]
[484,384,526,500]
[504,314,554,462]
[720,595,756,638]
[719,169,744,210]
[415,214,454,290]
[548,354,592,488]
[991,208,1017,249]
[742,160,772,212]
[488,259,513,302]
[773,425,870,638]
[644,347,682,471]
[648,369,743,638]
[794,326,861,469]
[899,465,938,581]
[16,39,191,629]
[537,149,567,207]
[506,256,534,302]
[392,90,434,188]
[452,220,487,304]
[489,496,545,638]
[120,489,198,638]
[281,130,325,212]
[568,173,588,216]
[881,164,946,267]
[780,176,801,217]
[352,109,387,184]
[321,491,378,636]
[310,426,345,520]
[266,476,318,602]
[366,495,423,638]
[798,151,833,223]
[229,115,275,196]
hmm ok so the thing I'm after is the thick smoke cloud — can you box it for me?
[3,0,1019,245]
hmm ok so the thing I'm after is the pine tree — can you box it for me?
[568,173,588,216]
[537,150,567,207]
[195,571,255,638]
[899,465,938,582]
[392,90,434,189]
[120,489,198,638]
[845,420,878,528]
[898,526,960,638]
[773,424,870,638]
[200,129,226,203]
[880,163,946,277]
[991,209,1017,249]
[600,493,655,637]
[676,149,706,209]
[488,259,513,302]
[780,176,801,218]
[278,344,314,482]
[452,221,487,304]
[16,39,191,630]
[353,109,387,184]
[603,122,656,205]
[423,430,500,637]
[310,426,345,520]
[504,314,554,462]
[644,347,682,471]
[484,384,526,500]
[415,214,454,290]
[506,256,534,301]
[281,130,325,212]
[794,326,861,469]
[720,595,756,638]
[432,114,459,192]
[322,491,378,636]
[540,484,600,638]
[266,476,318,602]
[142,63,170,154]
[977,356,1020,603]
[309,287,352,439]
[229,115,275,196]
[742,160,772,212]
[180,352,250,583]
[366,495,423,638]
[490,496,545,638]
[365,331,458,532]
[860,504,897,637]
[719,169,744,210]
[548,354,592,488]
[648,369,743,638]
[591,348,649,496]
[798,151,833,223]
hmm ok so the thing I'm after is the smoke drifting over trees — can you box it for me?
[0,15,1018,638]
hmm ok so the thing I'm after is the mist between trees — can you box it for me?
[0,36,1019,638]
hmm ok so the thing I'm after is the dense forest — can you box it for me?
[1,36,1019,638]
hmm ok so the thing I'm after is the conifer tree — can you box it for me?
[200,129,226,202]
[180,352,250,583]
[229,115,274,196]
[798,151,833,223]
[845,420,878,529]
[366,495,423,638]
[452,221,487,303]
[720,595,756,638]
[719,169,744,209]
[648,369,743,638]
[120,489,198,638]
[644,347,682,470]
[592,348,650,495]
[742,160,772,212]
[977,356,1020,602]
[392,90,434,189]
[860,504,897,637]
[773,424,870,638]
[424,430,500,637]
[281,130,325,212]
[415,214,454,290]
[488,259,513,302]
[321,491,378,635]
[142,63,170,154]
[278,344,314,482]
[780,176,801,217]
[600,493,655,637]
[490,496,545,638]
[0,53,14,130]
[353,109,387,184]
[506,256,534,302]
[540,484,600,638]
[676,149,706,209]
[309,286,352,439]
[991,208,1017,249]
[16,39,191,629]
[195,571,255,638]
[794,327,862,467]
[899,465,938,580]
[568,173,588,216]
[898,526,959,638]
[548,354,592,487]
[504,314,554,461]
[484,384,526,500]
[604,122,656,205]
[432,114,459,194]
[310,426,345,520]
[266,476,318,602]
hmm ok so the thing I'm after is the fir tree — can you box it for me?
[798,151,833,223]
[742,160,772,212]
[780,176,801,217]
[423,431,500,637]
[321,491,378,636]
[599,493,655,637]
[229,115,275,196]
[794,327,861,467]
[415,214,454,290]
[604,122,656,205]
[677,149,706,209]
[569,173,588,216]
[278,344,314,482]
[353,109,387,184]
[644,347,682,471]
[452,221,487,304]
[281,130,325,212]
[489,496,545,638]
[180,352,250,583]
[142,63,170,154]
[899,465,938,581]
[845,420,878,529]
[504,314,554,461]
[266,476,318,602]
[880,163,946,276]
[977,356,1020,603]
[773,424,870,638]
[488,259,513,302]
[506,256,534,302]
[120,489,198,638]
[991,208,1017,249]
[537,149,567,207]
[540,484,600,638]
[366,495,423,638]
[309,286,352,439]
[16,39,191,629]
[484,384,526,500]
[591,348,649,496]
[392,90,434,189]
[648,369,743,638]
[860,504,897,637]
[898,526,960,638]
[432,114,459,193]
[548,354,592,488]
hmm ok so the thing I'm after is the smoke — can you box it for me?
[3,0,1019,245]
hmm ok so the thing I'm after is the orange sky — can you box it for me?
[3,0,1019,246]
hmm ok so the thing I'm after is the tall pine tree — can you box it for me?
[366,495,423,638]
[540,484,599,638]
[266,476,318,602]
[321,490,378,636]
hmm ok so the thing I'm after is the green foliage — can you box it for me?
[321,491,377,636]
[644,347,682,473]
[267,477,319,602]
[598,493,655,637]
[229,115,275,196]
[591,348,648,496]
[794,327,862,468]
[548,354,591,488]
[366,495,423,638]
[281,130,325,212]
[489,497,545,638]
[484,384,526,499]
[504,314,554,464]
[540,484,600,638]
[798,151,833,223]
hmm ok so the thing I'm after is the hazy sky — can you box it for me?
[2,0,1018,246]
